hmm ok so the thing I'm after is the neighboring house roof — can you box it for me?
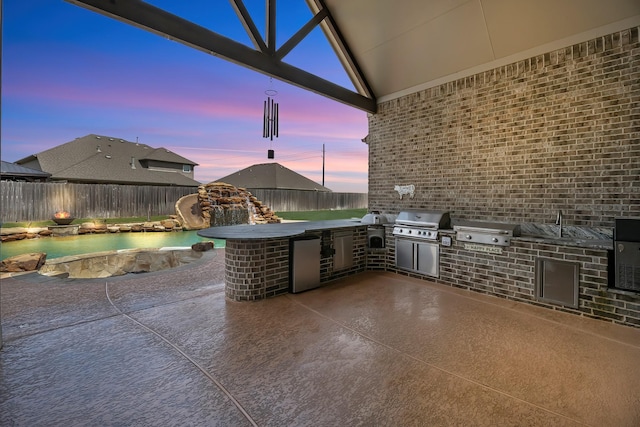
[0,160,51,180]
[142,147,197,165]
[216,162,332,192]
[15,134,200,186]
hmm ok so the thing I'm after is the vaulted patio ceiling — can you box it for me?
[66,0,640,113]
[326,0,640,102]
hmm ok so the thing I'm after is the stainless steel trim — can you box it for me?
[395,219,439,228]
[393,226,438,240]
[453,221,520,237]
[456,231,511,246]
[453,220,520,246]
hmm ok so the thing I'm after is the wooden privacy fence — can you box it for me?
[0,181,368,222]
[0,181,197,222]
[248,189,367,212]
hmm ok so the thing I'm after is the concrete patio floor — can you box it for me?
[1,248,639,426]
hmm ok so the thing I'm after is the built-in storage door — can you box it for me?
[396,239,439,278]
[334,231,354,271]
[290,237,321,293]
[416,242,439,278]
[396,238,414,271]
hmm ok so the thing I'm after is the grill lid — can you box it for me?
[395,210,451,229]
[453,220,521,236]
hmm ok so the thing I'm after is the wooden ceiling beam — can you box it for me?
[65,0,377,113]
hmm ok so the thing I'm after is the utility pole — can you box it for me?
[322,144,325,186]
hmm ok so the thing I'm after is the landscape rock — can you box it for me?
[1,233,27,242]
[192,241,214,252]
[178,181,281,230]
[38,248,202,278]
[1,252,47,272]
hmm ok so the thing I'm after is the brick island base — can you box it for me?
[224,238,290,301]
[198,221,369,301]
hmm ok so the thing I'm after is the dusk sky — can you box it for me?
[1,1,370,192]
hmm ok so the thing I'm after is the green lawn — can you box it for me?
[276,208,367,221]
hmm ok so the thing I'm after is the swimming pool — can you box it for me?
[0,230,225,260]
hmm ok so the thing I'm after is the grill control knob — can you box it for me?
[466,235,472,240]
[492,237,499,243]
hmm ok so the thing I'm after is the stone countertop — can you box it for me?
[440,229,613,250]
[514,235,613,250]
[197,219,367,240]
[439,223,613,250]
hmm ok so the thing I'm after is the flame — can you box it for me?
[54,211,71,219]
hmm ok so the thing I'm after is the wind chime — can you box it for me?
[262,79,278,159]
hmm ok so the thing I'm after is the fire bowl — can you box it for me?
[52,217,75,226]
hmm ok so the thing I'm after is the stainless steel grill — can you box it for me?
[453,220,520,247]
[393,209,451,278]
[393,210,451,241]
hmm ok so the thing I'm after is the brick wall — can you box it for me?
[439,239,640,327]
[318,227,368,282]
[367,27,640,228]
[225,239,289,301]
[225,226,368,301]
[264,239,290,298]
[373,224,640,327]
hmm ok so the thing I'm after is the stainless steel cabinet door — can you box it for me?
[334,232,353,271]
[416,242,438,277]
[396,238,414,270]
[291,238,321,293]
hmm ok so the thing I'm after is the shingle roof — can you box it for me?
[216,162,332,192]
[0,161,51,178]
[15,134,200,186]
[142,147,197,165]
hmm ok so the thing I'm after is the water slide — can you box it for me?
[175,194,208,230]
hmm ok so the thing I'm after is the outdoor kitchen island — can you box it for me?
[198,220,368,301]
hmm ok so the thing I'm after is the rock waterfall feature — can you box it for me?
[176,182,280,230]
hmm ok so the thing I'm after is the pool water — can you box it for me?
[0,230,225,260]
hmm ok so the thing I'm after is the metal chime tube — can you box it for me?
[263,96,279,141]
[274,102,278,138]
[269,97,273,140]
[271,98,276,140]
[263,99,267,138]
